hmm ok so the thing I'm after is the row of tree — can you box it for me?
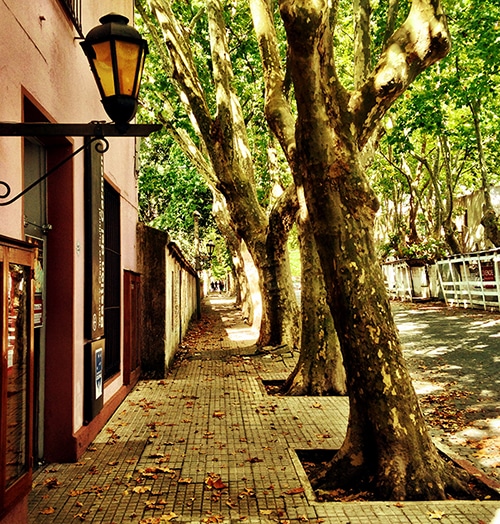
[135,0,498,501]
[373,0,500,258]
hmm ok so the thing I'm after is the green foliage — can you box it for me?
[372,0,500,258]
[287,226,301,281]
[136,0,292,272]
[136,0,500,267]
[137,129,215,260]
[379,232,448,262]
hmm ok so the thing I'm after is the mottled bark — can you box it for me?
[264,185,300,349]
[469,98,500,247]
[283,206,346,396]
[211,192,255,323]
[279,0,469,500]
[250,0,346,388]
[145,0,299,348]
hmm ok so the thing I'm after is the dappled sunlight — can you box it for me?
[207,295,260,345]
[469,319,500,329]
[393,301,500,482]
[481,389,498,398]
[412,379,442,396]
[225,324,259,343]
[396,321,428,333]
[450,415,500,473]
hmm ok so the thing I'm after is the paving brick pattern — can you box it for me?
[29,296,500,523]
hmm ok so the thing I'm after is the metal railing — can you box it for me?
[437,248,500,311]
[58,0,83,36]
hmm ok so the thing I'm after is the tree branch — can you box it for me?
[351,0,451,148]
[249,0,296,165]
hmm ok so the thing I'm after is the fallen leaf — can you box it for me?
[283,487,305,495]
[44,477,61,489]
[212,478,227,489]
[238,487,255,498]
[205,474,228,490]
[160,513,178,521]
[73,510,90,521]
[213,411,225,418]
[428,511,445,520]
[178,477,193,484]
[246,457,263,463]
[39,507,55,515]
[132,486,152,493]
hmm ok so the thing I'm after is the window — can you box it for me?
[0,241,34,515]
[104,182,121,379]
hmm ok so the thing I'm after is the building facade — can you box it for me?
[0,1,144,521]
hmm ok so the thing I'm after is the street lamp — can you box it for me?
[0,13,160,206]
[80,13,148,128]
[207,240,215,258]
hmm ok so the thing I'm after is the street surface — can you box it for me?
[27,296,500,523]
[394,301,500,482]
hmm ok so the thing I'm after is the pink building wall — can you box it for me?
[0,1,145,521]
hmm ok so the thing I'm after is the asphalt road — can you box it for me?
[393,300,500,482]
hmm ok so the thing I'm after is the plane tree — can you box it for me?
[137,0,300,349]
[373,0,500,255]
[137,0,346,395]
[252,0,470,499]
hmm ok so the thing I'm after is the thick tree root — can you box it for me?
[310,449,472,501]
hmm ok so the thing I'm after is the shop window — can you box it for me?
[0,240,34,516]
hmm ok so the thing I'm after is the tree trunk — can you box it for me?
[469,98,500,247]
[146,0,300,349]
[279,0,469,500]
[211,193,258,324]
[283,209,346,395]
[261,185,300,349]
[249,0,346,388]
[301,147,467,500]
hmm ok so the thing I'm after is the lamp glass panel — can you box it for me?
[92,42,115,97]
[134,51,146,98]
[115,41,141,96]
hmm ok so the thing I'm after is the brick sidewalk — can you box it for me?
[29,295,500,523]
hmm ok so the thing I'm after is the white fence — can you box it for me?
[436,248,500,311]
[383,250,500,311]
[382,259,437,301]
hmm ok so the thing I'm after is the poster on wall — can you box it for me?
[95,345,103,400]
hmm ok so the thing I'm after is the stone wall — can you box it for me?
[137,224,199,377]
